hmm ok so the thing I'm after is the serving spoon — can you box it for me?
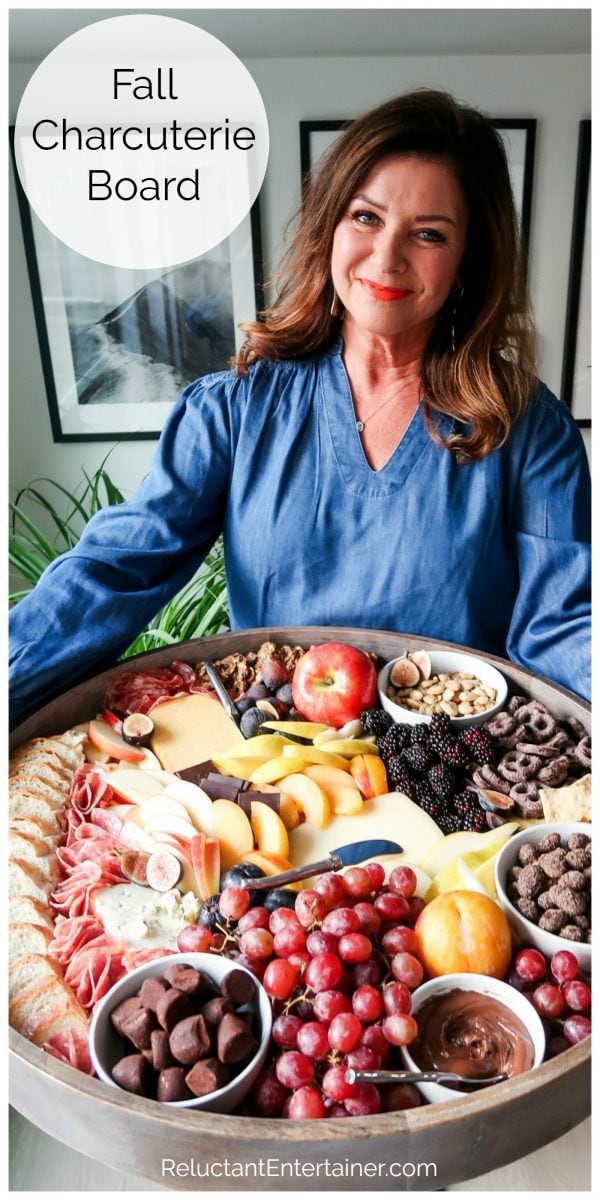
[345,1068,508,1091]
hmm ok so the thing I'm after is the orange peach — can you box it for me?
[415,889,512,979]
[349,754,388,799]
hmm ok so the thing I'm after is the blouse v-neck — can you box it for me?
[319,339,431,495]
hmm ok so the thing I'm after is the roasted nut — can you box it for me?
[518,844,538,867]
[567,833,590,851]
[561,870,587,892]
[537,849,568,879]
[547,885,588,917]
[515,897,539,921]
[516,863,547,898]
[561,925,585,942]
[537,833,563,853]
[539,909,566,934]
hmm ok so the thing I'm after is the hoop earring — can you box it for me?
[450,284,464,353]
[330,287,342,318]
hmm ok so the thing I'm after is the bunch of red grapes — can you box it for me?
[508,946,591,1053]
[179,862,427,1118]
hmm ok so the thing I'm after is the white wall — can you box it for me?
[9,50,591,499]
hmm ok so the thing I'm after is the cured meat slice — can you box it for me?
[122,947,176,972]
[104,660,207,717]
[42,1029,94,1075]
[49,915,107,966]
[64,938,126,1010]
[68,764,115,824]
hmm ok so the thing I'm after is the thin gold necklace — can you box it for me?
[355,381,414,434]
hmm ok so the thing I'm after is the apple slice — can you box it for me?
[211,756,276,782]
[250,801,290,859]
[320,738,379,757]
[143,813,199,843]
[120,820,158,852]
[281,744,350,771]
[83,739,112,765]
[260,721,329,739]
[139,795,191,826]
[303,764,364,816]
[191,833,221,901]
[248,755,309,785]
[220,735,296,759]
[136,748,163,770]
[87,719,145,764]
[349,754,389,799]
[162,781,214,836]
[278,773,331,829]
[137,768,180,787]
[108,769,163,805]
[211,799,254,872]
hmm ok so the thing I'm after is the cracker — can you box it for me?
[540,773,591,823]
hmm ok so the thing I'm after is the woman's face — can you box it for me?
[331,153,468,349]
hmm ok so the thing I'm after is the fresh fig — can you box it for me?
[256,698,287,720]
[259,658,288,690]
[122,712,155,747]
[121,850,150,886]
[146,850,182,892]
[389,657,421,688]
[410,650,432,681]
[478,789,515,814]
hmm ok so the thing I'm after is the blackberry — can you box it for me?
[438,812,462,835]
[434,734,471,768]
[379,724,412,756]
[429,712,453,741]
[402,743,435,774]
[452,789,480,818]
[361,707,393,738]
[410,723,431,747]
[411,782,444,821]
[428,762,458,801]
[461,808,489,832]
[384,752,415,794]
[459,726,496,766]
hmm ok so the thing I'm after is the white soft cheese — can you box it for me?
[93,883,198,950]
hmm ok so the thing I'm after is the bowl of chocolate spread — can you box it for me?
[400,973,546,1104]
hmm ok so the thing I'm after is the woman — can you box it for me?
[10,90,591,718]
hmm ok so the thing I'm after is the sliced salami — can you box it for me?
[104,660,208,717]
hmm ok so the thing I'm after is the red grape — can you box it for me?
[550,949,580,985]
[238,907,270,933]
[252,1067,289,1116]
[352,902,381,936]
[312,989,352,1023]
[322,1064,355,1101]
[382,1014,419,1046]
[342,867,373,901]
[219,886,251,921]
[345,1046,382,1070]
[275,1051,315,1089]
[273,924,307,957]
[240,928,274,960]
[306,930,339,956]
[315,873,348,909]
[263,958,300,1001]
[269,907,301,935]
[382,981,412,1016]
[338,932,373,964]
[562,979,591,1013]
[363,862,386,891]
[390,952,424,990]
[176,925,214,953]
[286,1085,325,1120]
[360,1023,389,1057]
[406,896,425,923]
[389,866,417,899]
[514,946,547,983]
[352,984,383,1023]
[326,1103,351,1117]
[295,889,327,928]
[381,925,419,955]
[297,1021,330,1060]
[328,1012,363,1053]
[380,1083,422,1112]
[287,949,311,974]
[344,1082,381,1116]
[352,959,381,988]
[563,1014,591,1045]
[322,907,361,937]
[272,1013,303,1050]
[374,892,410,921]
[532,982,565,1019]
[305,952,342,992]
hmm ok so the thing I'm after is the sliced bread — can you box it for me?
[27,1003,89,1047]
[9,922,53,964]
[8,895,55,934]
[8,833,61,882]
[9,975,85,1037]
[8,952,62,1000]
[8,858,54,906]
[9,814,60,844]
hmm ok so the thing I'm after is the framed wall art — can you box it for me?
[561,119,590,426]
[11,129,263,442]
[300,117,537,252]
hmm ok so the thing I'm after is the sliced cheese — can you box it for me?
[288,792,444,869]
[149,694,243,773]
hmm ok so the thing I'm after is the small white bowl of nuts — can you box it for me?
[378,648,507,730]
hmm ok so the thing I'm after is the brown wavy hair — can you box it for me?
[235,89,538,460]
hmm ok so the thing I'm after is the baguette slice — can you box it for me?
[27,1004,89,1047]
[9,922,53,965]
[8,952,62,1000]
[9,976,86,1041]
[8,833,61,883]
[8,791,66,827]
[10,734,85,774]
[8,895,55,934]
[9,814,59,844]
[8,858,54,905]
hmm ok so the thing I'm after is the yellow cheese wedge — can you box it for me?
[289,792,444,868]
[149,694,243,773]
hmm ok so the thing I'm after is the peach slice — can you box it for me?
[249,783,300,831]
[143,812,199,843]
[248,755,309,785]
[191,833,221,901]
[211,799,254,872]
[281,744,350,771]
[304,764,364,816]
[241,850,298,883]
[250,801,290,859]
[349,754,389,799]
[278,773,331,829]
[212,756,278,782]
[87,718,145,764]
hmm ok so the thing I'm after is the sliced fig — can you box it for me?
[410,650,432,681]
[146,850,182,892]
[122,712,155,747]
[478,789,515,814]
[256,698,287,720]
[389,657,421,688]
[486,811,508,830]
[121,850,151,886]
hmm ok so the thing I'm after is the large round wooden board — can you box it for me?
[9,628,591,1190]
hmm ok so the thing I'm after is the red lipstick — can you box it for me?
[360,279,412,301]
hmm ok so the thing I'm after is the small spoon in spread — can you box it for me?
[345,1068,508,1090]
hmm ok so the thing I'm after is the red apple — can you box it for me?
[291,642,377,729]
[87,718,145,764]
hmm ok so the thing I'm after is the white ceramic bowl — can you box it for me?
[495,823,591,974]
[378,649,507,730]
[89,953,272,1113]
[400,972,546,1104]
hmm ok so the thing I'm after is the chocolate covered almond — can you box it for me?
[169,1014,211,1065]
[112,1053,154,1097]
[156,987,194,1033]
[217,1013,258,1065]
[185,1057,230,1098]
[157,1066,194,1103]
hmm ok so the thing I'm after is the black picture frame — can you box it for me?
[300,117,537,256]
[10,127,264,443]
[561,119,591,426]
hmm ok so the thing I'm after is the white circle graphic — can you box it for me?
[14,15,269,269]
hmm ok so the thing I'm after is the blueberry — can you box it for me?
[240,707,270,739]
